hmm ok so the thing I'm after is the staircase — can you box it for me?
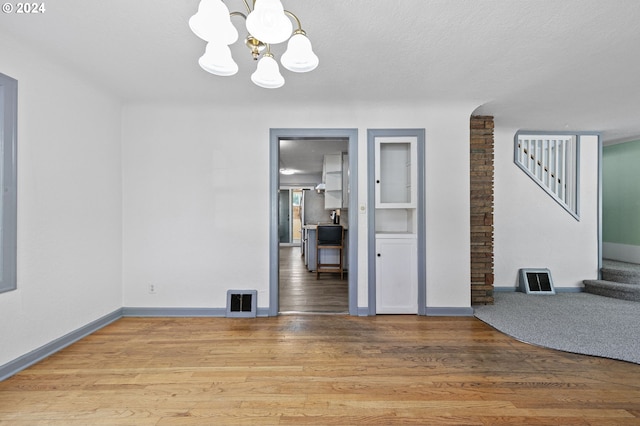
[514,134,579,219]
[583,260,640,302]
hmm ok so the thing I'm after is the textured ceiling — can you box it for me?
[2,0,640,141]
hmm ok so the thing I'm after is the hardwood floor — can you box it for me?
[279,246,348,314]
[1,315,639,425]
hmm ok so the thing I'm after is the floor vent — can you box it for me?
[518,268,556,294]
[226,290,257,318]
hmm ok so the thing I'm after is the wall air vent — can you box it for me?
[518,268,556,294]
[226,290,257,318]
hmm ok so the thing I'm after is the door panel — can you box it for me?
[375,237,417,314]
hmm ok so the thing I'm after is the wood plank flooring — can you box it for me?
[1,315,639,425]
[279,246,348,314]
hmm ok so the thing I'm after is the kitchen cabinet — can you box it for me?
[342,153,349,208]
[324,154,342,209]
[323,153,349,210]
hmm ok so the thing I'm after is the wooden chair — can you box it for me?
[316,225,344,279]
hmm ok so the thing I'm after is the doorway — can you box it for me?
[279,139,347,314]
[278,188,303,246]
[269,129,358,316]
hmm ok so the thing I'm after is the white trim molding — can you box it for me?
[603,242,640,264]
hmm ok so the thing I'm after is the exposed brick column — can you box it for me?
[470,116,494,305]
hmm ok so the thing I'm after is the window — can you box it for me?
[0,73,17,294]
[514,132,580,219]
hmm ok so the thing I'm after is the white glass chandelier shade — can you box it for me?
[188,0,317,88]
[281,33,319,73]
[251,55,285,89]
[189,0,238,45]
[198,42,239,76]
[246,0,293,44]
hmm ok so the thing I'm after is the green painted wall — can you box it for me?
[603,139,640,245]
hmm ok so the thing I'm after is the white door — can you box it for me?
[375,236,417,314]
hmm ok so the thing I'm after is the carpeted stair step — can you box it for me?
[583,279,640,302]
[601,260,640,284]
[601,268,640,284]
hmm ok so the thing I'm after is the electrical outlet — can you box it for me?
[148,284,156,294]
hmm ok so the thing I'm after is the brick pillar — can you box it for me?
[470,116,494,305]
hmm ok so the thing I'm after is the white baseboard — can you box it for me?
[603,242,640,264]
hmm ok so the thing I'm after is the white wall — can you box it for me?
[0,36,123,366]
[494,128,599,288]
[122,102,475,311]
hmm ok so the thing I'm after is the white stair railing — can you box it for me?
[515,134,579,219]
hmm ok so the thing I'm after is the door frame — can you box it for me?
[269,128,359,316]
[367,129,426,315]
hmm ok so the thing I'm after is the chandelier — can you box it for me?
[189,0,319,89]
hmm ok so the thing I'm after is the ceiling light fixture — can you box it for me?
[189,0,319,89]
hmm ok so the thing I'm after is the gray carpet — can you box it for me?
[474,292,640,364]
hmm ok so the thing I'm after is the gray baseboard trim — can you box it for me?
[0,308,123,382]
[121,307,272,317]
[356,307,474,316]
[494,286,584,293]
[357,307,371,316]
[425,307,474,316]
[257,307,270,317]
[122,307,227,317]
